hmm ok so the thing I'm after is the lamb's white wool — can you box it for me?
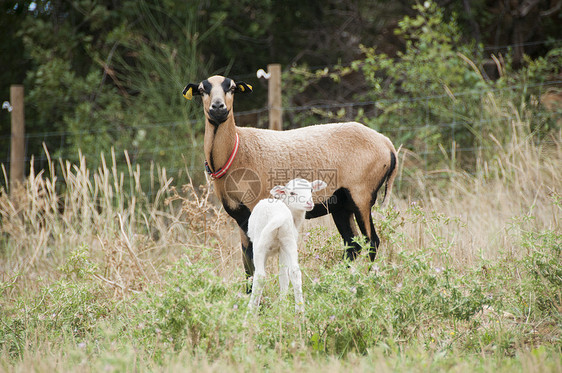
[247,178,327,313]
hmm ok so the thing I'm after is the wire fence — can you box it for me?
[1,77,561,193]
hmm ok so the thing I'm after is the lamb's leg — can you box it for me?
[285,240,304,313]
[279,249,290,297]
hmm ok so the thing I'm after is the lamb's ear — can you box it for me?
[270,185,287,198]
[311,180,328,192]
[182,83,200,100]
[235,81,253,93]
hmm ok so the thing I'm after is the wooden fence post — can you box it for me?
[267,64,282,131]
[10,85,25,190]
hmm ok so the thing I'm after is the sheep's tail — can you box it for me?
[380,145,400,209]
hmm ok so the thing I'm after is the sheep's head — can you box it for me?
[270,178,327,212]
[183,75,252,126]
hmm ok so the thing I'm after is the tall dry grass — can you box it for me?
[0,146,238,297]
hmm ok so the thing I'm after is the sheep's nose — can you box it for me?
[211,101,226,110]
[208,100,229,124]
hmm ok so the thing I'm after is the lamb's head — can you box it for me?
[270,178,328,212]
[182,76,252,126]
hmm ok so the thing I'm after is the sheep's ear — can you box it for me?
[270,185,286,198]
[311,180,328,192]
[182,83,200,100]
[235,81,253,93]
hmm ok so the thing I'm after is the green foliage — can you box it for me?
[0,280,111,359]
[524,46,562,83]
[0,246,110,358]
[363,1,483,96]
[350,1,492,159]
[0,0,215,188]
[514,201,562,321]
[38,280,110,337]
[285,1,483,170]
[132,252,244,357]
[524,242,562,319]
[302,251,486,356]
[58,245,98,280]
[288,1,561,176]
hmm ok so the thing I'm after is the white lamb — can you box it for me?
[247,178,328,313]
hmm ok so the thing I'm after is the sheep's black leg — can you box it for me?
[368,215,380,261]
[242,241,255,293]
[354,210,380,261]
[222,201,253,291]
[242,241,254,276]
[332,210,362,261]
[327,188,363,261]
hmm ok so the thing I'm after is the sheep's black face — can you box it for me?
[183,75,253,126]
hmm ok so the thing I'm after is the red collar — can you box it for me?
[204,133,239,180]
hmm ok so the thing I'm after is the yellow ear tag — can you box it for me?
[237,84,245,92]
[246,84,253,90]
[183,87,193,100]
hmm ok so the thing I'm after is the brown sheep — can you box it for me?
[183,75,397,282]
